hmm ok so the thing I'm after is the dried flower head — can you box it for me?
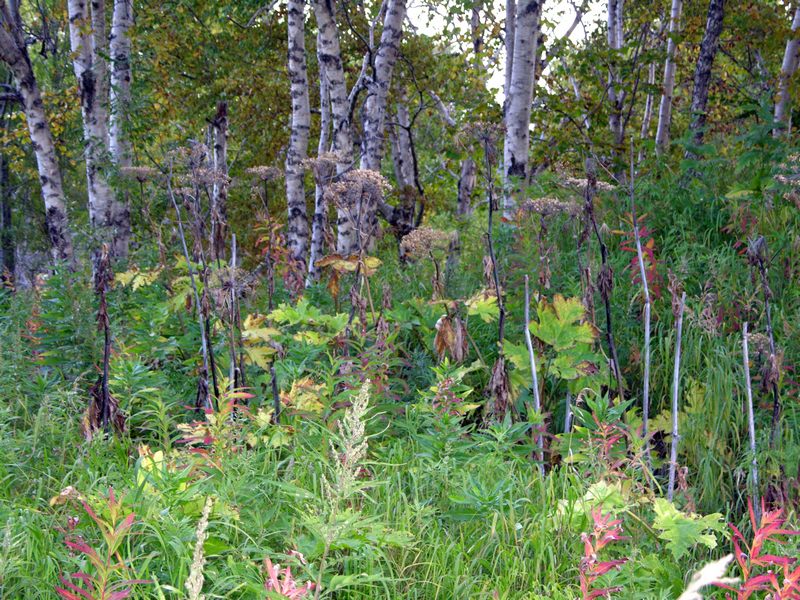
[562,176,616,193]
[246,165,283,181]
[322,380,371,506]
[120,166,158,183]
[301,152,339,175]
[520,197,581,217]
[185,496,214,600]
[400,227,455,257]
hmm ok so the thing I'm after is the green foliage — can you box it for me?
[651,499,725,560]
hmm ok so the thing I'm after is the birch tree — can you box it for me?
[607,0,625,157]
[68,0,131,259]
[286,0,311,268]
[0,2,73,261]
[655,0,683,155]
[774,4,800,136]
[307,66,331,284]
[361,0,407,172]
[209,102,229,262]
[313,0,356,254]
[687,0,725,152]
[109,0,133,167]
[503,0,544,217]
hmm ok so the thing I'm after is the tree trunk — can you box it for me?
[0,148,12,281]
[775,5,800,136]
[209,102,229,262]
[639,61,656,161]
[313,0,356,254]
[389,101,414,189]
[361,0,407,172]
[504,0,516,105]
[655,0,683,155]
[286,0,311,269]
[109,0,133,168]
[359,0,407,251]
[687,0,724,152]
[502,0,544,218]
[307,65,331,284]
[0,9,74,262]
[68,0,130,259]
[607,0,625,167]
[457,158,476,217]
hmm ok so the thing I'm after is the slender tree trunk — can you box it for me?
[774,5,800,136]
[655,0,683,155]
[360,0,407,251]
[457,158,477,217]
[503,0,544,218]
[361,0,407,172]
[0,9,73,262]
[389,101,414,189]
[0,148,11,280]
[209,102,229,262]
[109,0,133,168]
[286,0,311,268]
[607,0,625,161]
[504,0,516,105]
[687,0,725,152]
[639,62,656,161]
[307,66,331,284]
[313,0,355,254]
[68,0,130,259]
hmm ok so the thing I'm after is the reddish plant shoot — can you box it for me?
[579,508,629,599]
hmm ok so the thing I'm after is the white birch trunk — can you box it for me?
[68,0,130,258]
[307,66,331,284]
[774,5,800,136]
[210,102,229,262]
[286,0,310,266]
[361,0,407,172]
[607,0,624,155]
[389,101,414,189]
[504,0,516,105]
[109,0,133,168]
[502,0,544,218]
[639,61,656,161]
[655,0,683,155]
[313,0,356,254]
[0,8,73,261]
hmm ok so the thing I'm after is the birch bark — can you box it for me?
[109,0,133,167]
[0,2,73,261]
[775,5,800,135]
[68,0,130,258]
[313,0,356,254]
[502,0,544,218]
[286,0,311,267]
[687,0,725,151]
[210,102,229,262]
[307,66,331,284]
[655,0,683,155]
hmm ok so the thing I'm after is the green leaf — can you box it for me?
[652,498,724,560]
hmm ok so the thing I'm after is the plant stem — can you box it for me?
[524,275,544,475]
[742,322,761,522]
[629,140,652,467]
[667,291,686,502]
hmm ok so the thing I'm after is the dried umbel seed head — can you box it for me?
[120,166,158,183]
[561,176,616,193]
[246,165,282,182]
[400,227,455,258]
[521,197,581,217]
[301,152,339,175]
